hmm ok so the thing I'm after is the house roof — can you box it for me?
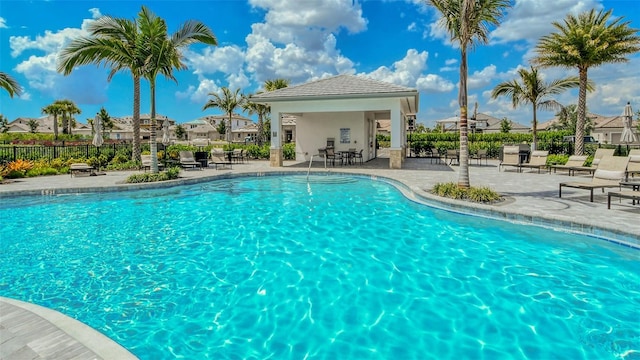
[250,74,418,110]
[485,119,529,131]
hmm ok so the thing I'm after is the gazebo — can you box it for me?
[250,74,419,169]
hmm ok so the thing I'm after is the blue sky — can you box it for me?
[1,0,639,128]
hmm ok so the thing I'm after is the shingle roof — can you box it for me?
[250,74,417,101]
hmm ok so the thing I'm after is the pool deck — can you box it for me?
[1,156,639,358]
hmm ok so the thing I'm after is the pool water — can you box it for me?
[1,175,638,359]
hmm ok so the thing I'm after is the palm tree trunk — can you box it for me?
[132,76,141,163]
[227,114,232,143]
[150,79,159,173]
[458,47,470,189]
[62,114,68,135]
[53,114,58,140]
[257,114,264,146]
[532,103,538,151]
[575,67,588,156]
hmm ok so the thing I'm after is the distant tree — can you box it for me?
[427,0,511,188]
[242,100,269,145]
[0,72,22,98]
[56,99,81,135]
[42,101,65,140]
[491,66,583,150]
[27,119,39,133]
[174,124,186,140]
[534,9,640,155]
[500,118,511,133]
[0,115,9,133]
[203,87,245,143]
[97,107,114,138]
[216,121,227,140]
[264,78,290,91]
[415,123,427,133]
[550,104,594,135]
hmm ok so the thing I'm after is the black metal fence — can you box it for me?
[0,143,132,163]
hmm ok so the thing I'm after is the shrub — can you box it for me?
[26,167,59,177]
[125,166,181,183]
[283,143,296,160]
[3,159,34,177]
[432,182,502,203]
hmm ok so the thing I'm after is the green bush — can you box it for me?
[547,154,568,165]
[125,166,181,183]
[26,167,59,177]
[105,161,140,171]
[283,143,296,160]
[4,170,26,179]
[432,182,502,203]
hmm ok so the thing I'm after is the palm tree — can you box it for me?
[97,107,114,138]
[427,0,510,188]
[58,13,145,162]
[57,99,81,135]
[0,72,22,98]
[491,66,583,150]
[0,114,9,133]
[203,87,245,143]
[533,9,640,155]
[242,101,269,145]
[137,6,217,173]
[27,119,39,133]
[42,101,64,140]
[264,78,290,92]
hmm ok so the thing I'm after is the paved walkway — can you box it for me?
[0,156,639,359]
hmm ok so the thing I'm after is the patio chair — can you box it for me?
[499,145,521,172]
[446,149,459,165]
[141,154,164,172]
[559,155,629,202]
[471,148,488,165]
[179,151,201,170]
[626,149,640,180]
[562,148,615,175]
[353,149,364,165]
[517,150,549,173]
[209,148,232,170]
[231,149,244,163]
[325,147,343,166]
[549,155,588,175]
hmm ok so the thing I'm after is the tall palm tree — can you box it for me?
[0,72,23,98]
[203,87,245,143]
[137,6,217,173]
[42,101,64,140]
[533,9,640,155]
[58,14,145,162]
[491,66,583,150]
[427,0,510,188]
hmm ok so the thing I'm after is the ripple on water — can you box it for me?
[1,176,638,360]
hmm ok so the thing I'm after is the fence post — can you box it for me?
[13,146,17,162]
[86,144,90,158]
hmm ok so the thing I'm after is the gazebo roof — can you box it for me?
[250,74,418,111]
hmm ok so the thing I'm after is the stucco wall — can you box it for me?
[295,111,366,162]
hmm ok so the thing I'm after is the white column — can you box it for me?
[270,106,283,167]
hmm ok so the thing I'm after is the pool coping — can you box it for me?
[0,296,137,359]
[1,170,638,249]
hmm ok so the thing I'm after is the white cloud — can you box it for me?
[0,17,7,29]
[8,9,108,104]
[407,22,417,32]
[468,65,498,89]
[176,78,220,104]
[491,0,603,44]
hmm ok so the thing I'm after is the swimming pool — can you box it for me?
[1,175,638,359]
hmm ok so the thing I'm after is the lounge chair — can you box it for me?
[209,149,232,170]
[562,148,615,175]
[517,150,549,173]
[446,149,459,165]
[559,155,629,202]
[69,163,94,177]
[141,155,164,171]
[499,145,521,171]
[626,149,640,180]
[549,155,588,175]
[608,190,640,209]
[179,151,201,170]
